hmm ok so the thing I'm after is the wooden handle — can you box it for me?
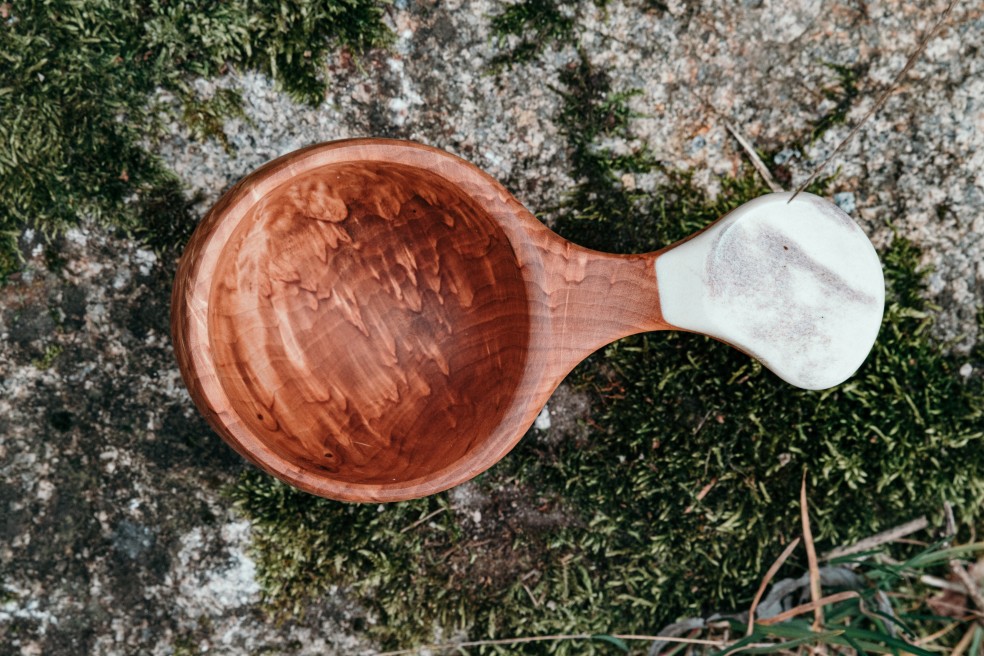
[508,225,671,385]
[171,139,884,503]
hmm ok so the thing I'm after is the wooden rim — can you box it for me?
[171,139,554,502]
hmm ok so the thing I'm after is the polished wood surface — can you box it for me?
[171,139,669,501]
[209,161,530,486]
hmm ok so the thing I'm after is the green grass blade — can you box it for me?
[710,634,760,656]
[970,626,983,656]
[738,632,844,654]
[904,542,984,569]
[842,632,870,656]
[590,634,629,652]
[840,627,935,656]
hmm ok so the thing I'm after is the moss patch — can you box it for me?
[489,0,579,69]
[0,0,391,280]
[230,52,984,653]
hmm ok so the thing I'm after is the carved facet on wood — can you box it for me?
[171,138,884,502]
[210,161,530,486]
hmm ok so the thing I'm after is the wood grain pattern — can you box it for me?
[172,139,670,502]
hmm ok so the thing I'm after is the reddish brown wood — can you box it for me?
[172,139,669,502]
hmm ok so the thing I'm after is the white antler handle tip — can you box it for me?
[656,192,885,390]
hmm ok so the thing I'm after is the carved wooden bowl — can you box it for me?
[172,138,884,502]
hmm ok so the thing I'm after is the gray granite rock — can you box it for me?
[572,0,982,350]
[3,1,982,654]
[0,229,371,654]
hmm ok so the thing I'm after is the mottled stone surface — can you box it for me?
[2,0,982,653]
[0,229,372,655]
[576,0,983,351]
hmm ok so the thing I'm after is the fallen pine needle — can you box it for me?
[399,506,448,533]
[916,620,963,646]
[724,121,783,193]
[801,472,823,632]
[685,477,718,514]
[747,537,801,636]
[789,0,959,200]
[823,515,929,560]
[369,632,729,655]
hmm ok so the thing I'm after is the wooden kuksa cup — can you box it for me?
[171,139,884,502]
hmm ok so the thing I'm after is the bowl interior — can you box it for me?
[207,160,531,486]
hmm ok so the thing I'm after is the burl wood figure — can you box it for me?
[172,138,884,502]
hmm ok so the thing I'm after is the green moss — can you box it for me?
[0,230,18,283]
[0,0,390,279]
[810,62,864,143]
[490,0,576,68]
[489,0,612,70]
[31,343,63,370]
[180,87,248,153]
[230,50,984,655]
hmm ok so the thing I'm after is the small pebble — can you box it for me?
[773,148,801,165]
[833,192,856,214]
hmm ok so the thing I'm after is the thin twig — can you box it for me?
[370,634,589,655]
[399,506,448,533]
[724,121,783,193]
[612,634,725,644]
[747,537,802,636]
[757,591,860,626]
[790,0,959,201]
[823,516,929,560]
[800,472,823,632]
[920,574,968,593]
[369,633,728,656]
[944,500,958,543]
[916,620,963,646]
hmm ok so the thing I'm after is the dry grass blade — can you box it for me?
[724,121,783,193]
[369,633,728,655]
[747,537,802,636]
[610,633,725,645]
[920,574,967,593]
[950,625,978,656]
[757,590,860,626]
[399,506,448,533]
[915,621,962,645]
[801,472,823,632]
